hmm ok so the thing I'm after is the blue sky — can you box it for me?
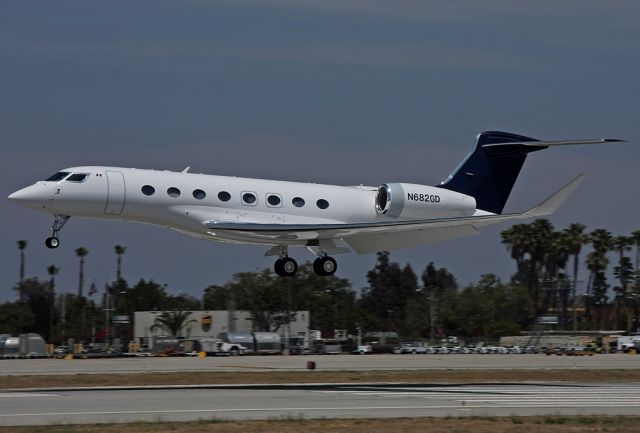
[1,0,639,300]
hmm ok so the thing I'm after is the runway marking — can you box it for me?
[0,393,59,398]
[314,384,640,409]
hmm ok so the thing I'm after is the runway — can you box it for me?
[2,354,639,375]
[1,383,640,426]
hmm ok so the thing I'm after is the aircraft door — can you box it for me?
[104,170,126,215]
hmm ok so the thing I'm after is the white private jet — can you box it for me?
[8,131,622,277]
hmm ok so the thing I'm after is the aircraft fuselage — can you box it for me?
[10,166,476,247]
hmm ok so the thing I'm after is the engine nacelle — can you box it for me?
[375,183,476,219]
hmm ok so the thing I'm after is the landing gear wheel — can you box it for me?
[313,256,337,276]
[45,237,60,249]
[274,257,298,277]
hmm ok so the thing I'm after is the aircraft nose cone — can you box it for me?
[8,185,50,209]
[8,189,29,201]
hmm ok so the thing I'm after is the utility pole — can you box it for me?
[104,284,113,346]
[572,280,584,332]
[429,287,436,343]
[60,294,66,346]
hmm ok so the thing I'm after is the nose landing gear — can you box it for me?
[45,214,70,249]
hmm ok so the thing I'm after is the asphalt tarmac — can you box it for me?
[2,353,639,375]
[1,383,640,426]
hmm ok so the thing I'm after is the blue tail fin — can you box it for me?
[438,131,546,214]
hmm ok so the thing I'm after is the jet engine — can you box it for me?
[375,183,476,219]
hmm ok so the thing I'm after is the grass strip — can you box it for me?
[2,368,640,389]
[2,416,640,433]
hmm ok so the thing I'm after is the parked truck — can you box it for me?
[216,332,283,354]
[196,337,246,356]
[617,336,640,353]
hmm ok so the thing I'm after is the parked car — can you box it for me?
[353,345,372,355]
[54,346,70,355]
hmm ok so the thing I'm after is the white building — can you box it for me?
[133,310,309,346]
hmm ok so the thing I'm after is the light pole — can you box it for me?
[428,287,436,343]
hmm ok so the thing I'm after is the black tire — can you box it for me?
[313,256,337,276]
[313,258,326,276]
[45,237,59,249]
[230,348,239,356]
[281,257,297,276]
[275,257,297,276]
[274,258,285,276]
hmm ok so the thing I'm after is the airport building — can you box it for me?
[133,310,310,346]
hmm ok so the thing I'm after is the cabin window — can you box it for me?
[316,199,329,209]
[242,192,257,205]
[45,172,70,182]
[218,191,231,202]
[141,185,155,196]
[266,194,282,207]
[292,197,305,208]
[66,173,89,183]
[167,187,181,198]
[193,189,206,200]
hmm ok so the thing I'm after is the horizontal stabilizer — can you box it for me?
[483,138,625,148]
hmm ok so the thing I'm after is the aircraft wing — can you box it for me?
[206,174,586,254]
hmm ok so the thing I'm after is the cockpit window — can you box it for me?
[45,172,70,182]
[66,173,89,183]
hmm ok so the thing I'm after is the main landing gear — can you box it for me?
[313,256,337,276]
[45,214,70,249]
[274,256,298,277]
[271,246,337,277]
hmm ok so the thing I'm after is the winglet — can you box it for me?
[524,174,587,217]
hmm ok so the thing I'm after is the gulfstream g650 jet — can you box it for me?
[9,131,621,277]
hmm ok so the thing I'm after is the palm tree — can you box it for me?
[75,247,89,297]
[528,219,555,312]
[150,311,196,337]
[502,220,555,313]
[586,229,613,306]
[114,245,127,282]
[545,231,570,326]
[47,265,59,342]
[613,236,633,296]
[564,224,588,289]
[563,223,588,330]
[501,225,527,271]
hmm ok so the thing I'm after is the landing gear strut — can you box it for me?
[273,246,298,277]
[45,214,70,249]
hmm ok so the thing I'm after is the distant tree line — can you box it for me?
[2,219,639,345]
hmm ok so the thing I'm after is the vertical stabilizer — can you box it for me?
[438,131,546,214]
